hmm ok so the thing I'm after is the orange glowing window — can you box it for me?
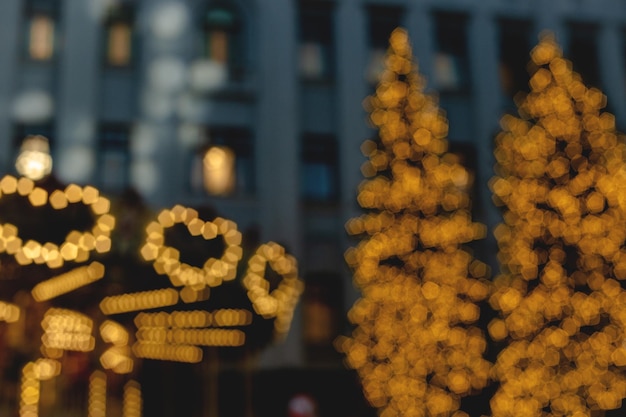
[207,29,228,63]
[103,4,134,67]
[28,13,54,60]
[107,21,132,66]
[204,6,242,74]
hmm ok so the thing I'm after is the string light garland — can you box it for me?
[337,28,491,417]
[0,175,114,269]
[140,205,243,288]
[489,33,626,416]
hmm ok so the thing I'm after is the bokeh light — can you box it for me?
[0,176,114,269]
[338,28,491,417]
[15,135,53,181]
[489,33,626,416]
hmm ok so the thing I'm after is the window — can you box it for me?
[303,271,344,363]
[203,3,244,79]
[190,127,255,197]
[301,134,339,203]
[433,12,470,92]
[23,1,57,61]
[498,19,532,100]
[567,22,600,89]
[103,4,134,67]
[14,124,53,151]
[366,6,403,84]
[97,125,130,193]
[298,2,334,81]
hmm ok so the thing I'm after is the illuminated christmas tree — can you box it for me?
[489,34,626,416]
[338,28,491,417]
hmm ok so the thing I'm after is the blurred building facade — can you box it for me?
[1,0,626,414]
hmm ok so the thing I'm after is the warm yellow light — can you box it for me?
[15,135,53,181]
[99,288,179,315]
[29,14,54,60]
[88,370,106,417]
[41,308,94,352]
[0,176,114,268]
[99,320,129,346]
[203,145,235,196]
[242,242,303,337]
[0,301,20,323]
[339,28,490,417]
[489,33,626,416]
[107,21,132,66]
[132,342,203,363]
[140,208,243,288]
[123,381,142,417]
[31,262,105,301]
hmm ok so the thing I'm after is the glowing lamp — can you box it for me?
[202,145,235,196]
[15,135,52,181]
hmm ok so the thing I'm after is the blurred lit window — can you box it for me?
[203,3,244,79]
[301,134,338,203]
[498,19,532,102]
[103,5,134,67]
[303,271,343,363]
[23,0,56,61]
[190,127,255,197]
[98,125,130,193]
[433,12,470,92]
[298,2,334,81]
[366,6,403,84]
[567,22,600,89]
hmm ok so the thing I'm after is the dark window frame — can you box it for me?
[298,1,335,83]
[300,133,339,204]
[21,0,59,63]
[433,11,471,94]
[97,123,131,193]
[101,3,136,69]
[201,1,246,81]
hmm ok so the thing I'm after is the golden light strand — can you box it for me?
[489,33,626,416]
[338,28,491,417]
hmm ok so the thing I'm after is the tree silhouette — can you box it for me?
[338,28,491,417]
[489,33,626,416]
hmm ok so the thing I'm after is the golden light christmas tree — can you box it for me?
[489,33,626,416]
[338,28,491,417]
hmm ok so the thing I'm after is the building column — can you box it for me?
[55,0,101,185]
[0,0,22,173]
[336,0,368,320]
[468,10,501,270]
[132,0,195,207]
[598,22,626,128]
[255,0,301,367]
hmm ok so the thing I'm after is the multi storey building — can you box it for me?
[1,0,626,415]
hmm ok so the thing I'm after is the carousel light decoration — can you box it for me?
[0,175,114,269]
[0,300,20,323]
[0,180,303,415]
[337,28,491,417]
[489,33,626,416]
[121,205,303,363]
[243,242,303,337]
[139,205,242,288]
[0,178,123,417]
